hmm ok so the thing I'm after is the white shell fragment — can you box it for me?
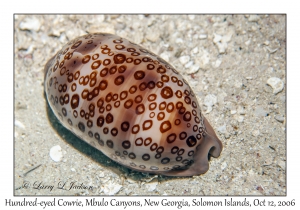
[179,55,190,65]
[248,15,260,22]
[187,65,200,74]
[217,124,227,134]
[221,162,227,170]
[19,17,41,32]
[146,182,158,192]
[199,34,207,39]
[237,106,246,115]
[266,47,278,54]
[213,33,232,54]
[102,182,122,195]
[267,77,284,94]
[204,94,217,113]
[275,115,285,123]
[146,31,160,42]
[15,120,25,129]
[230,110,237,115]
[237,116,244,123]
[277,160,285,169]
[255,106,268,117]
[252,130,260,137]
[49,145,63,162]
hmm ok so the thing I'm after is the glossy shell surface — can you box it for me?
[44,33,222,176]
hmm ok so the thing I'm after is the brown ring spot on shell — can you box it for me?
[161,86,173,99]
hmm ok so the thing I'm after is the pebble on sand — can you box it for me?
[267,77,284,94]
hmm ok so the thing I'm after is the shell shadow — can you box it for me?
[44,92,181,182]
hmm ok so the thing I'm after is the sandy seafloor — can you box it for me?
[14,14,286,196]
